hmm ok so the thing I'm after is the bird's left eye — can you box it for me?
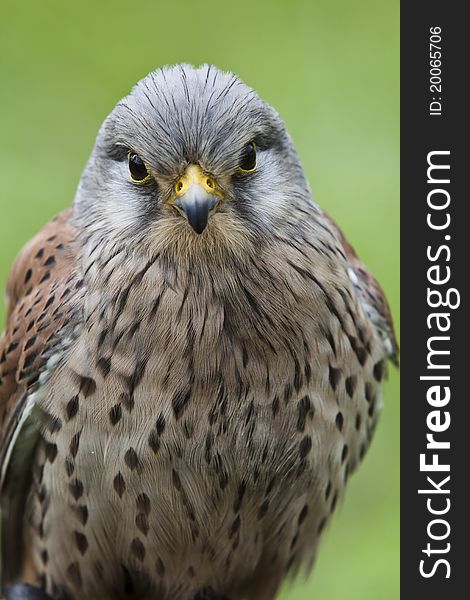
[239,142,257,172]
[128,152,150,182]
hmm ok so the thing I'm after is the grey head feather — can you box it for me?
[72,64,317,246]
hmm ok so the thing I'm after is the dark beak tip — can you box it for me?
[186,211,209,234]
[183,202,211,235]
[175,190,216,235]
[191,222,207,235]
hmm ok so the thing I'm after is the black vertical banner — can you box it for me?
[401,3,468,599]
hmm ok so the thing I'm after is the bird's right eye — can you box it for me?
[128,152,150,183]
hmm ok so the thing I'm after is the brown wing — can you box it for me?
[323,211,399,366]
[0,209,84,584]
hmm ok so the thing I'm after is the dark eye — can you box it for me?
[239,142,257,172]
[128,152,150,182]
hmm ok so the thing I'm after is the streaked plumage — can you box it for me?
[0,64,397,600]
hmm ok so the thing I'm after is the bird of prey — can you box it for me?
[0,64,397,600]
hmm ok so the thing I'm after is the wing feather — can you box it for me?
[0,210,84,584]
[323,211,399,366]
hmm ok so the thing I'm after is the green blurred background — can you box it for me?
[0,1,399,598]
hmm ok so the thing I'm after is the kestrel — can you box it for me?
[0,65,397,600]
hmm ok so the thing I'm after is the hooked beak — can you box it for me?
[169,165,221,234]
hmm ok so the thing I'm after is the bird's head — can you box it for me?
[73,64,314,260]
